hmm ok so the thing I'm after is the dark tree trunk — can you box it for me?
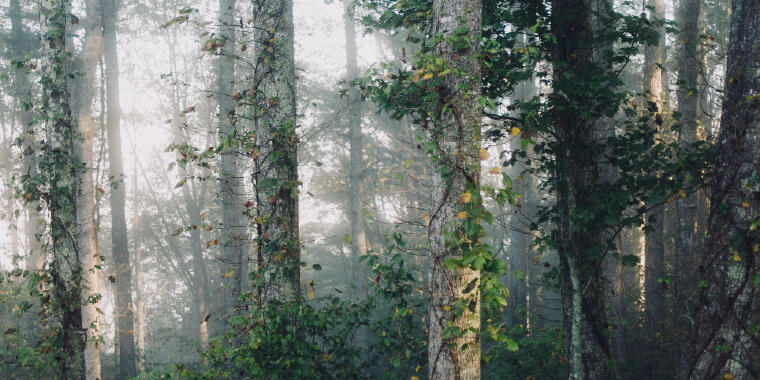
[101,0,137,377]
[689,0,760,377]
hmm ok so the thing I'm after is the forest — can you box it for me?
[0,0,757,379]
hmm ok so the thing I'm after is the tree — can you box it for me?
[101,0,137,376]
[689,0,760,377]
[674,0,702,374]
[9,0,43,272]
[72,0,104,377]
[216,0,246,320]
[38,0,87,376]
[425,0,483,377]
[643,0,666,342]
[252,0,301,305]
[343,0,369,309]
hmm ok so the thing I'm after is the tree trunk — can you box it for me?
[343,0,368,307]
[217,0,246,320]
[39,0,86,377]
[101,0,137,376]
[132,167,145,372]
[689,0,760,377]
[551,0,613,377]
[252,0,301,305]
[426,0,482,378]
[10,0,44,272]
[72,3,104,378]
[642,3,667,371]
[674,1,702,376]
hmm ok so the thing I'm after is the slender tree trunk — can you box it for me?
[642,2,667,365]
[101,0,137,376]
[689,0,760,377]
[10,0,44,271]
[343,0,368,307]
[40,0,86,377]
[217,0,245,319]
[132,165,145,372]
[252,0,301,305]
[426,0,482,378]
[72,3,104,378]
[674,1,701,376]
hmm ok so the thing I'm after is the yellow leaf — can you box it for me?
[256,216,264,225]
[423,73,433,80]
[443,305,450,311]
[411,377,420,380]
[206,238,219,248]
[753,244,759,252]
[742,201,750,208]
[460,192,472,203]
[733,252,742,262]
[457,211,468,219]
[381,331,386,336]
[510,127,521,137]
[307,287,315,300]
[678,189,687,198]
[479,148,490,160]
[415,365,421,372]
[221,269,234,279]
[725,373,736,380]
[423,212,430,225]
[490,166,501,175]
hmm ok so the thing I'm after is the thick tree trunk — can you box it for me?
[252,0,301,305]
[217,0,246,320]
[101,0,137,376]
[426,0,482,378]
[39,0,86,377]
[551,0,613,378]
[72,3,104,378]
[689,0,760,377]
[343,0,368,307]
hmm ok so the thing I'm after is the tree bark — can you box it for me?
[551,0,613,377]
[39,0,86,377]
[426,0,482,378]
[643,0,666,336]
[674,1,702,375]
[689,0,760,377]
[72,3,104,378]
[343,0,368,308]
[217,0,246,320]
[252,0,301,305]
[101,0,137,376]
[10,0,44,272]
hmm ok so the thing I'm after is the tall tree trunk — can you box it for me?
[551,0,613,377]
[101,0,137,376]
[642,1,667,367]
[132,166,145,372]
[426,0,482,378]
[675,1,701,376]
[10,0,44,271]
[217,0,245,319]
[39,0,86,377]
[252,0,301,305]
[343,0,368,307]
[689,0,760,377]
[72,2,104,378]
